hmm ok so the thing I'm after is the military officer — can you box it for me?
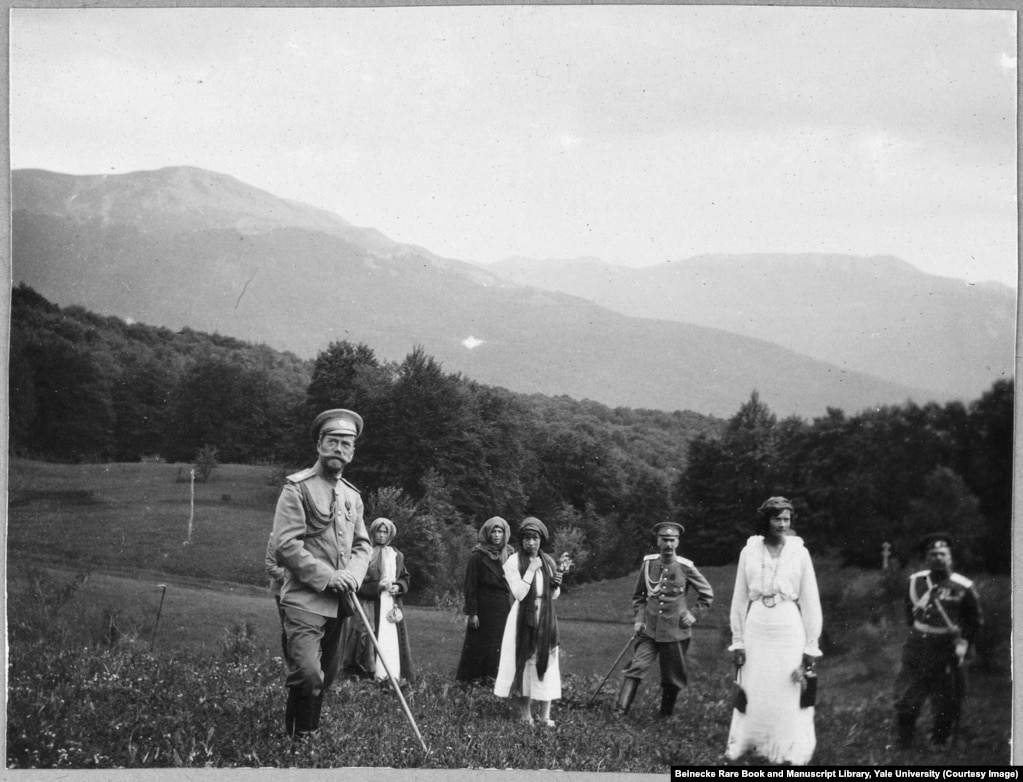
[272,408,373,739]
[615,521,714,717]
[892,532,983,749]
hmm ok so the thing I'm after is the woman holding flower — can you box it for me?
[494,517,565,727]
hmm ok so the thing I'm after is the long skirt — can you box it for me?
[726,599,815,765]
[340,595,415,683]
[493,597,561,701]
[456,587,511,682]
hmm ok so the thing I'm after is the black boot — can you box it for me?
[659,686,680,717]
[286,687,318,740]
[615,677,641,714]
[894,713,916,749]
[311,692,325,731]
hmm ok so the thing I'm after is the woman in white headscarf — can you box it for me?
[340,517,415,683]
[726,497,822,765]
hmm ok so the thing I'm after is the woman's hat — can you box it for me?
[517,516,549,541]
[757,496,794,515]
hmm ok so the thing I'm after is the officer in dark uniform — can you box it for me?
[892,532,983,749]
[615,521,714,717]
[272,409,373,739]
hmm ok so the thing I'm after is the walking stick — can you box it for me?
[347,593,429,754]
[151,584,167,651]
[588,632,637,705]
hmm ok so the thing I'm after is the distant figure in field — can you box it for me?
[726,496,823,766]
[456,516,513,684]
[264,530,288,660]
[494,517,564,726]
[614,521,714,718]
[271,408,372,740]
[891,532,982,750]
[341,517,415,684]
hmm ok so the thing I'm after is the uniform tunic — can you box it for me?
[272,464,372,697]
[893,568,982,745]
[622,554,714,689]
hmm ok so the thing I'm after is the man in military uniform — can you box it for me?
[272,409,373,739]
[615,521,714,717]
[892,532,983,749]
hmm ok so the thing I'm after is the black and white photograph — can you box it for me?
[5,4,1018,774]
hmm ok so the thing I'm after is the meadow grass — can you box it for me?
[5,458,1014,769]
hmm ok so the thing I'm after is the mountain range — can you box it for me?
[488,253,1016,401]
[11,166,1008,419]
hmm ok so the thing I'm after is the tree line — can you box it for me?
[9,283,1013,595]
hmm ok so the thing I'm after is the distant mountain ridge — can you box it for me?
[488,253,1016,400]
[13,166,947,418]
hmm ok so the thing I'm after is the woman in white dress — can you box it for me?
[726,497,822,765]
[340,517,415,684]
[494,517,564,726]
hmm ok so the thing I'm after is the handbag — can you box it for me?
[386,606,403,623]
[732,666,747,714]
[800,667,817,708]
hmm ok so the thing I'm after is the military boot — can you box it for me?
[615,677,641,715]
[659,685,680,717]
[286,687,318,741]
[894,713,916,749]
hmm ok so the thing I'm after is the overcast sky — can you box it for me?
[9,6,1019,287]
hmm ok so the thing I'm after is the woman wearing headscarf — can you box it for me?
[726,496,822,765]
[494,517,564,727]
[340,517,415,684]
[456,516,514,683]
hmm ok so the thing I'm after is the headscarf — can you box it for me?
[369,516,397,546]
[369,517,397,572]
[472,516,513,563]
[511,516,559,691]
[517,516,549,543]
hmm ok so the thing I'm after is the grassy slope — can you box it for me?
[6,458,1014,767]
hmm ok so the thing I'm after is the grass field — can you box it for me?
[5,458,1014,769]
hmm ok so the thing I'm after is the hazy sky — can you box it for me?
[9,6,1019,286]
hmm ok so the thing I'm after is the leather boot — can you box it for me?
[286,687,318,740]
[615,677,641,714]
[659,686,680,717]
[894,713,916,749]
[311,692,326,731]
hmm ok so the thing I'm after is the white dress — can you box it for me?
[374,546,400,681]
[726,535,822,766]
[494,556,561,700]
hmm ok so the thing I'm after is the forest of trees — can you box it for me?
[8,284,1014,594]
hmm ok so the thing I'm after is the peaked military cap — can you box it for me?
[919,531,953,556]
[311,408,363,440]
[653,521,684,536]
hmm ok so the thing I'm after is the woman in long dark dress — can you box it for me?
[341,517,415,683]
[455,516,513,683]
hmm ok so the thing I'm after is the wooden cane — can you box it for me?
[347,592,429,753]
[587,633,637,705]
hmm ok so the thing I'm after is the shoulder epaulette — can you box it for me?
[950,572,974,588]
[910,569,931,580]
[643,553,660,561]
[285,467,318,484]
[675,555,694,567]
[340,477,361,494]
